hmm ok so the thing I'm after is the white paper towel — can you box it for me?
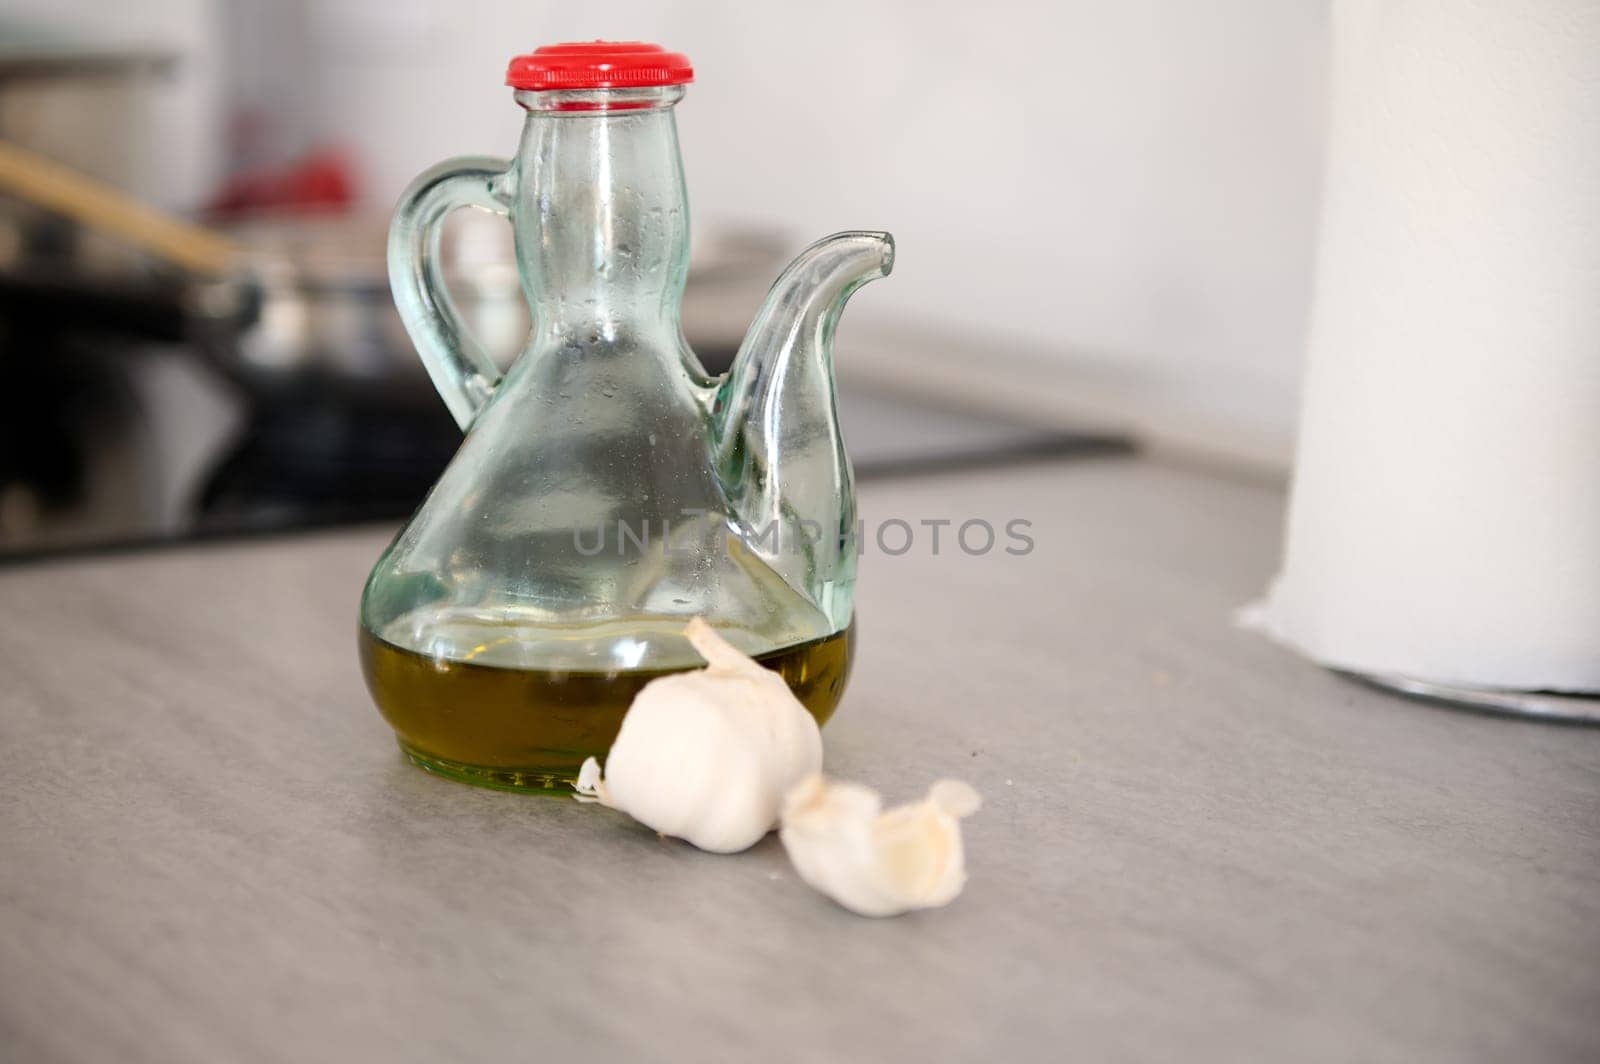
[1248,0,1600,691]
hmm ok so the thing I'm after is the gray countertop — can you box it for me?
[1,457,1596,1063]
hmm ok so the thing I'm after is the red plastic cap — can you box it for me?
[506,41,693,91]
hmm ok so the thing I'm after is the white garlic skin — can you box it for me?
[574,618,823,854]
[779,774,981,917]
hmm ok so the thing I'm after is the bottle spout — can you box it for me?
[715,230,893,440]
[778,230,895,308]
[745,231,895,359]
[712,231,892,622]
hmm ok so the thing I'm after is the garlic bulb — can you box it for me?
[779,774,981,917]
[573,618,823,853]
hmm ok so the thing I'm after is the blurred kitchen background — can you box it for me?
[0,0,1326,556]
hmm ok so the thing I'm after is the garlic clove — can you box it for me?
[683,616,762,674]
[574,756,608,804]
[929,779,983,817]
[572,619,823,854]
[869,780,980,910]
[779,774,981,918]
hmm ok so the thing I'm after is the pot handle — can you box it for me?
[387,156,514,430]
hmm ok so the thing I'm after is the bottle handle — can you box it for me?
[387,156,514,431]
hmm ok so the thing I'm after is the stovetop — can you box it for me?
[0,350,1131,563]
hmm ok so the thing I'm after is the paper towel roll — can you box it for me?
[1249,0,1600,691]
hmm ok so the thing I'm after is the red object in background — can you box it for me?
[505,41,693,91]
[208,148,356,218]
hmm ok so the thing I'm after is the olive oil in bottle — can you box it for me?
[359,616,853,794]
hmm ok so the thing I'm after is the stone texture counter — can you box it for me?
[1,458,1595,1063]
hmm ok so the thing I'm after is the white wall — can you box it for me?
[0,0,223,208]
[295,0,1328,442]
